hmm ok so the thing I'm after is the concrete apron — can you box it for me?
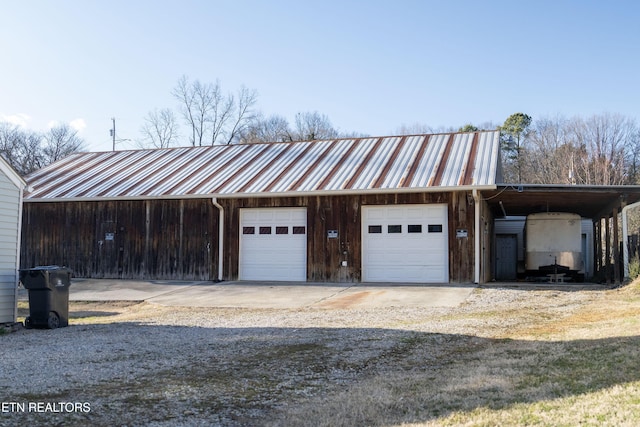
[22,279,476,309]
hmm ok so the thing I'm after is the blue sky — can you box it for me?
[2,0,639,152]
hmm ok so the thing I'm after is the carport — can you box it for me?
[483,184,640,284]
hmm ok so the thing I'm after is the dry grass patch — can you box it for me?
[8,282,640,426]
[263,283,640,426]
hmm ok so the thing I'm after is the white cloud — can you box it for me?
[1,113,31,128]
[46,118,87,133]
[69,118,87,132]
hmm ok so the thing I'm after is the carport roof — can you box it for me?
[484,184,640,219]
[24,131,501,201]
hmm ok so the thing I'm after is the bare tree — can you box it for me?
[513,113,639,185]
[239,111,364,144]
[172,76,212,146]
[42,123,85,165]
[524,115,573,184]
[394,123,438,135]
[208,79,233,146]
[0,121,85,175]
[568,113,636,185]
[172,76,258,146]
[0,122,25,169]
[240,114,292,144]
[292,111,339,141]
[224,85,258,144]
[139,108,179,148]
[0,123,43,175]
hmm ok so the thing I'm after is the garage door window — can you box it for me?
[368,225,382,233]
[408,224,422,233]
[428,224,443,233]
[276,226,288,235]
[259,226,272,234]
[388,225,402,233]
[292,226,306,235]
[243,226,255,234]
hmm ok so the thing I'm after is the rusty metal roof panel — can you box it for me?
[24,130,500,201]
[80,150,170,198]
[299,140,367,191]
[161,145,251,196]
[409,134,449,187]
[472,131,500,185]
[320,138,369,190]
[28,151,135,199]
[241,141,316,193]
[378,135,425,188]
[118,146,204,196]
[215,143,290,194]
[266,140,336,193]
[440,133,474,187]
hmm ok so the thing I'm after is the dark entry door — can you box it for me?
[98,221,118,278]
[496,234,518,280]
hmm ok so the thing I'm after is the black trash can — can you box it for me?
[19,266,72,329]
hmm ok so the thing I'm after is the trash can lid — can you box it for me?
[21,265,69,271]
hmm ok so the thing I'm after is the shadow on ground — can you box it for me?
[1,319,638,426]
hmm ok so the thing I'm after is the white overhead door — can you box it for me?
[362,204,448,283]
[239,207,307,281]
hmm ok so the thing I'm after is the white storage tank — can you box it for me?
[525,212,583,274]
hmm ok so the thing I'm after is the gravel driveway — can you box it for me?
[0,284,604,426]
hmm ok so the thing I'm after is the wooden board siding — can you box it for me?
[217,192,475,283]
[21,199,217,280]
[21,191,476,283]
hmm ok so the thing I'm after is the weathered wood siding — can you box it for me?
[21,199,217,280]
[22,191,477,282]
[218,192,475,283]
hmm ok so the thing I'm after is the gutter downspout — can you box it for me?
[211,198,224,282]
[622,200,640,280]
[473,189,481,284]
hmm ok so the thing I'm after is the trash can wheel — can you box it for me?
[24,316,32,329]
[47,312,60,329]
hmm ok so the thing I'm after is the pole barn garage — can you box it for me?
[0,156,26,324]
[21,131,502,284]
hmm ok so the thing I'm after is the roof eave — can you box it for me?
[23,184,498,203]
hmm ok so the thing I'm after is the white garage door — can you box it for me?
[362,204,448,283]
[239,207,307,281]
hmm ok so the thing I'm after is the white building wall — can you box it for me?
[0,167,23,323]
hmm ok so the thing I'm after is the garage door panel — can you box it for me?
[362,204,448,283]
[366,266,432,282]
[239,208,307,281]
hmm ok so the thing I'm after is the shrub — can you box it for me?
[629,257,640,280]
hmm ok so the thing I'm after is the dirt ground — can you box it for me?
[3,283,639,427]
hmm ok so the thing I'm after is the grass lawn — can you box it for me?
[8,281,640,426]
[268,282,640,426]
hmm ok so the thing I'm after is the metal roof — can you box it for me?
[24,131,501,201]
